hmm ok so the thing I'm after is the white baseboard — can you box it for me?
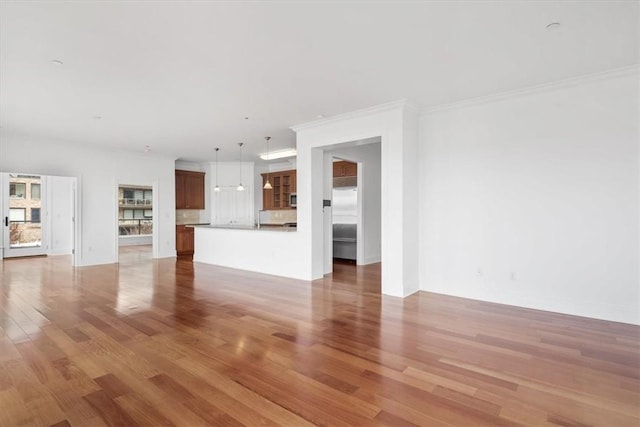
[119,235,152,246]
[48,249,72,256]
[360,255,381,265]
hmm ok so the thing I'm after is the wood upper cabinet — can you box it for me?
[262,169,296,210]
[176,225,194,256]
[175,170,205,209]
[333,161,357,178]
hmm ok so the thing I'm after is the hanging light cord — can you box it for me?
[264,136,272,190]
[237,142,244,191]
[214,148,220,191]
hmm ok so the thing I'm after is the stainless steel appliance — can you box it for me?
[332,187,357,261]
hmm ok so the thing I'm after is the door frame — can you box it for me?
[2,173,49,258]
[2,173,77,262]
[113,179,159,261]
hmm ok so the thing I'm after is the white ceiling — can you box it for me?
[1,1,637,163]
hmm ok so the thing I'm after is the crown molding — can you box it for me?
[290,99,419,133]
[422,64,640,114]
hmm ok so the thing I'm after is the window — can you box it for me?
[31,208,41,223]
[123,189,135,199]
[10,183,26,198]
[9,208,26,221]
[143,209,153,218]
[144,190,152,200]
[31,183,41,200]
[122,209,147,219]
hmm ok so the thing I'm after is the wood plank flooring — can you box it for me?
[0,247,638,426]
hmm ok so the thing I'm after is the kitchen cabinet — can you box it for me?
[176,225,194,256]
[262,169,296,210]
[214,186,253,225]
[175,170,205,209]
[333,161,357,178]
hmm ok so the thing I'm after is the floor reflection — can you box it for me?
[116,245,154,314]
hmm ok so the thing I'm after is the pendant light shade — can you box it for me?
[263,136,273,190]
[214,147,220,192]
[237,142,245,191]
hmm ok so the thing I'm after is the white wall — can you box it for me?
[293,101,420,297]
[419,69,640,325]
[48,175,74,255]
[0,134,177,265]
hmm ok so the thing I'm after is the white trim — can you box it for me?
[291,99,418,132]
[73,176,81,266]
[152,180,159,259]
[119,234,152,246]
[363,255,381,265]
[423,64,640,114]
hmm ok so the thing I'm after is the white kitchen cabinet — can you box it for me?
[212,186,253,226]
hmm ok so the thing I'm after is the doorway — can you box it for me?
[2,173,76,261]
[322,139,382,285]
[116,183,154,261]
[3,173,46,257]
[115,182,158,262]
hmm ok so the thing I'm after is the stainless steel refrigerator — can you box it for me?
[332,187,357,261]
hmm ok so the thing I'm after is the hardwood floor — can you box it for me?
[0,251,638,426]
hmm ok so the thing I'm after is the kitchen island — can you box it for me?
[192,225,307,279]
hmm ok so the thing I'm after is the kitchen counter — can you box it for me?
[189,224,296,232]
[193,225,306,279]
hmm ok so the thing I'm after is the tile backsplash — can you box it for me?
[258,209,297,225]
[176,209,202,225]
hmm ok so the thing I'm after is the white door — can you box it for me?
[2,173,48,258]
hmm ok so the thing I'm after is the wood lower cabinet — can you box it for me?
[175,170,205,209]
[176,225,194,256]
[262,169,296,210]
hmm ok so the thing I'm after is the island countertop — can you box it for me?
[192,224,305,279]
[188,224,296,232]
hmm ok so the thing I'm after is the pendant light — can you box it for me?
[214,147,220,192]
[263,136,273,190]
[237,142,245,191]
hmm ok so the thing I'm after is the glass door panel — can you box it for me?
[3,174,47,257]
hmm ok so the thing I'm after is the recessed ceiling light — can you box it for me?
[92,115,102,120]
[144,146,151,152]
[545,22,561,30]
[259,148,297,161]
[51,59,64,65]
